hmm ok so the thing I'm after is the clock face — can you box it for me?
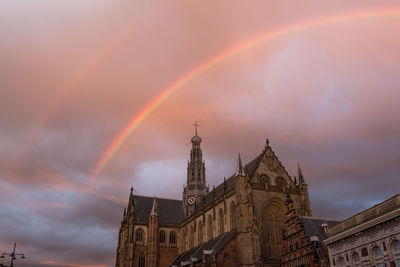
[188,196,195,205]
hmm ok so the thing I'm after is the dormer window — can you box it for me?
[321,223,329,233]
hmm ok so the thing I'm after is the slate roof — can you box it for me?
[191,151,263,216]
[299,217,340,249]
[171,230,236,266]
[133,195,184,224]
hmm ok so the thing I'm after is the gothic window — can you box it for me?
[189,225,194,249]
[260,174,270,185]
[392,240,400,267]
[198,221,203,244]
[135,228,144,242]
[338,257,345,267]
[373,246,384,267]
[207,215,213,241]
[261,204,285,261]
[218,208,224,235]
[352,252,361,267]
[181,228,187,250]
[159,230,166,243]
[229,201,236,229]
[276,177,287,189]
[138,251,145,267]
[169,231,176,244]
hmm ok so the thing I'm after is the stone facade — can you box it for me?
[115,128,313,267]
[324,194,400,267]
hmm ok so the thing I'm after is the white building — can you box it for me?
[325,194,400,267]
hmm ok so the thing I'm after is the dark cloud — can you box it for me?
[1,0,400,266]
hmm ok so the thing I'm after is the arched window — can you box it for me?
[392,240,400,267]
[138,251,145,267]
[159,230,166,243]
[338,257,345,267]
[198,221,203,244]
[352,252,361,267]
[181,228,187,250]
[373,246,384,267]
[135,228,144,242]
[218,208,224,235]
[189,225,194,249]
[229,201,236,229]
[207,215,213,241]
[169,231,176,245]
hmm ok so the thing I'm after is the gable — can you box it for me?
[246,145,295,188]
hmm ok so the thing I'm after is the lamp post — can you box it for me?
[0,243,25,267]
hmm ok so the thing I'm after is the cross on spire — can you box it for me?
[193,121,200,135]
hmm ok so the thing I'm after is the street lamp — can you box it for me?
[0,243,26,267]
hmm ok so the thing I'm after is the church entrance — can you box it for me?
[261,203,285,267]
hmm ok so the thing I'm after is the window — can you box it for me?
[207,215,213,241]
[198,221,203,244]
[338,257,345,267]
[373,246,384,267]
[169,231,176,244]
[218,208,224,235]
[189,225,194,249]
[229,201,236,229]
[138,251,145,267]
[352,252,361,267]
[295,242,299,250]
[159,230,166,243]
[135,228,144,242]
[392,240,400,267]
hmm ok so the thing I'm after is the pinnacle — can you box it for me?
[150,197,158,216]
[235,153,245,177]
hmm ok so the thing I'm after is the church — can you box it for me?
[115,124,312,267]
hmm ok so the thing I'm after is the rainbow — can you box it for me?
[90,8,400,179]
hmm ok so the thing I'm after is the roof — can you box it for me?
[299,217,340,249]
[133,195,184,224]
[171,230,236,266]
[193,175,235,214]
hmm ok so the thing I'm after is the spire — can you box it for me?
[150,197,158,216]
[127,186,135,215]
[265,138,270,147]
[298,162,305,184]
[235,154,245,176]
[128,186,134,204]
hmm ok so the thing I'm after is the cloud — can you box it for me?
[1,1,400,266]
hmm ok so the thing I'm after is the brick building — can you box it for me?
[115,125,313,267]
[282,194,339,267]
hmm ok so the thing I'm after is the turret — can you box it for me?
[297,163,312,216]
[234,153,258,266]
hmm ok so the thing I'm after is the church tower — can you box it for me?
[182,121,208,217]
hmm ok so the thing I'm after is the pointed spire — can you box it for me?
[128,186,134,203]
[150,197,158,216]
[235,154,245,177]
[294,176,297,185]
[298,162,305,184]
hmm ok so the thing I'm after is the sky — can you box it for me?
[1,1,400,266]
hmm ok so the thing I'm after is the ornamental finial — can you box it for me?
[193,121,200,135]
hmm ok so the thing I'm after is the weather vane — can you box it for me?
[0,243,25,267]
[193,121,200,135]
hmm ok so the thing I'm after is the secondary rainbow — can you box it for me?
[90,8,400,179]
